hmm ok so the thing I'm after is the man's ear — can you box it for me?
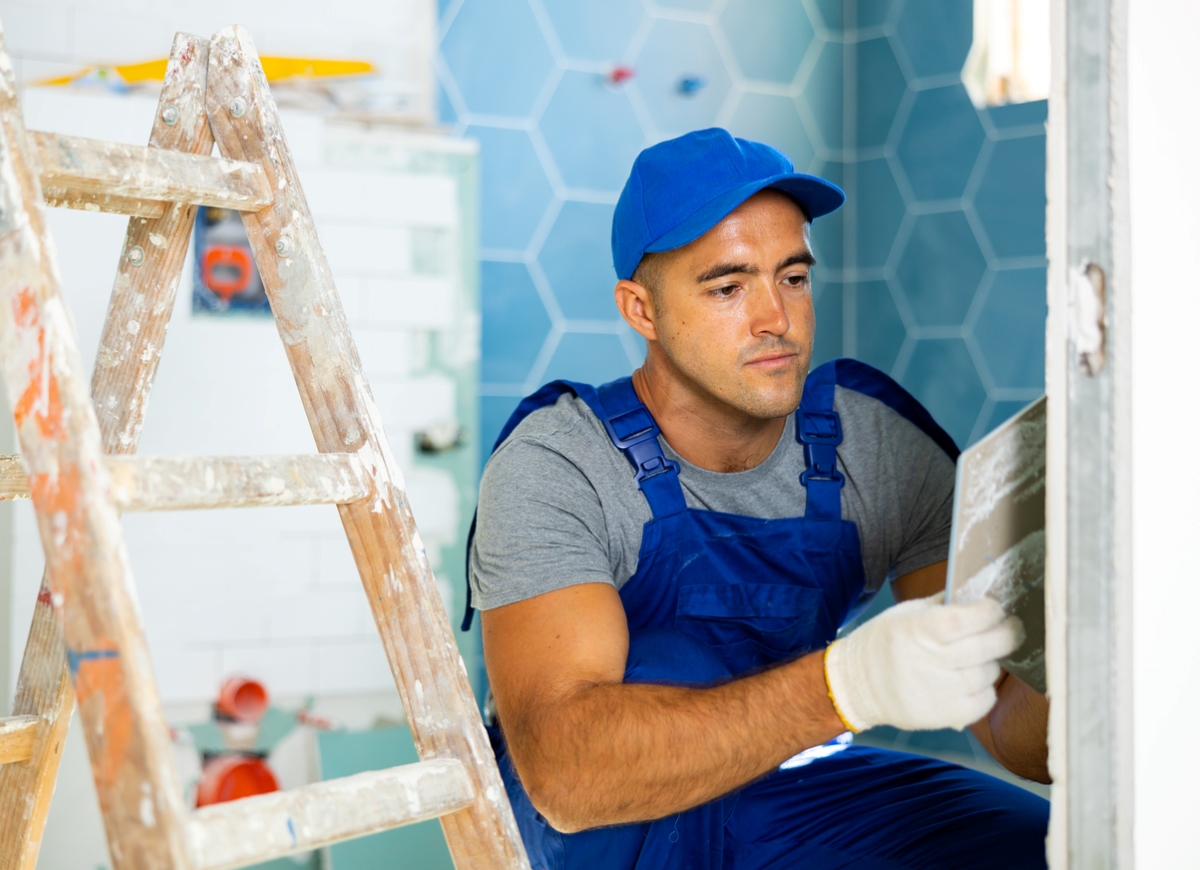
[615,279,659,342]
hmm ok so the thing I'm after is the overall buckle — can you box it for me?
[799,411,845,487]
[602,407,681,485]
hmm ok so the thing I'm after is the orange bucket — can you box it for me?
[195,754,280,807]
[214,676,269,723]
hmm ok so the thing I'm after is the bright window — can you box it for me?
[963,0,1051,107]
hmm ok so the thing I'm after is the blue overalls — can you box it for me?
[464,359,1049,870]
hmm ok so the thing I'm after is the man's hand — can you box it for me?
[893,560,1051,783]
[825,595,1024,732]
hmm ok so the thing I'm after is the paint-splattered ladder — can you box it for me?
[0,25,530,870]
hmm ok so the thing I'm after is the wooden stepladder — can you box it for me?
[0,24,530,870]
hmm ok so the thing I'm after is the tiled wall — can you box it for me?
[5,89,478,707]
[0,0,435,120]
[437,0,1046,453]
[823,0,1047,448]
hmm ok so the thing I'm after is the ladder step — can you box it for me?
[0,454,370,511]
[187,758,475,870]
[32,130,273,215]
[0,716,38,766]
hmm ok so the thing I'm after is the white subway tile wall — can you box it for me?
[4,86,477,706]
[0,0,436,121]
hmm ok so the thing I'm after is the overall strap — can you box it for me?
[588,377,689,519]
[797,361,845,521]
[832,358,960,461]
[462,379,591,631]
[462,377,686,631]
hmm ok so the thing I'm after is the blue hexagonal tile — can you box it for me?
[896,211,987,327]
[854,281,906,373]
[808,0,844,32]
[654,0,714,9]
[481,395,523,461]
[812,279,843,366]
[979,399,1035,438]
[466,125,555,251]
[436,70,458,125]
[542,332,634,384]
[803,40,844,151]
[855,158,905,269]
[857,0,896,29]
[894,0,974,80]
[539,201,619,320]
[542,0,645,63]
[986,100,1048,130]
[719,0,815,84]
[441,0,556,117]
[634,20,733,138]
[481,260,553,383]
[856,37,907,149]
[727,93,816,171]
[901,338,988,448]
[974,135,1047,260]
[809,161,844,268]
[540,71,645,193]
[895,85,985,202]
[973,267,1047,390]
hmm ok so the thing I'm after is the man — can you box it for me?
[465,128,1050,869]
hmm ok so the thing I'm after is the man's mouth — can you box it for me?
[744,351,797,369]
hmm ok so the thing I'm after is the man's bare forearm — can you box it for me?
[970,672,1050,783]
[501,649,844,832]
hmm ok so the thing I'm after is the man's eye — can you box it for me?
[784,273,810,288]
[711,285,737,297]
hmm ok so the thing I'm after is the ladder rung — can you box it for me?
[0,454,370,511]
[0,716,38,765]
[32,130,273,214]
[187,758,474,870]
[41,187,167,218]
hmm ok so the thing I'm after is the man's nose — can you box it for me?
[749,280,790,336]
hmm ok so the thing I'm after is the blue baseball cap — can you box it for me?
[612,128,844,281]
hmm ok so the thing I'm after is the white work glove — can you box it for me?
[824,595,1024,732]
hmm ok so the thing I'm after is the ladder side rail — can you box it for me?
[205,26,531,870]
[0,31,213,870]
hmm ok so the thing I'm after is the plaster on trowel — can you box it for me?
[945,396,1046,694]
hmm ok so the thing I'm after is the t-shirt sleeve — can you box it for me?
[887,415,956,581]
[469,434,616,611]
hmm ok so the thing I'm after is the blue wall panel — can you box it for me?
[439,0,1046,465]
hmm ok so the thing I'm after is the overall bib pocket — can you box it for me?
[674,583,826,673]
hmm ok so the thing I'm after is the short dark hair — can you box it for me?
[631,252,666,310]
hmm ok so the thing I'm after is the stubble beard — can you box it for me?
[662,335,811,421]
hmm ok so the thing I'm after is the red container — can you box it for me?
[195,754,280,807]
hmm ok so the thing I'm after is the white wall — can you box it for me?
[0,0,435,121]
[1127,0,1200,864]
[5,87,472,709]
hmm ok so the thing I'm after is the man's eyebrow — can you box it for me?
[695,262,758,283]
[777,251,817,270]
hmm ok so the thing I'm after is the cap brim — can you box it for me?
[644,173,845,256]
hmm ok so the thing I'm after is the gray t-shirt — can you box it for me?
[469,386,955,612]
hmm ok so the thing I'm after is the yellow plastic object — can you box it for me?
[37,56,374,87]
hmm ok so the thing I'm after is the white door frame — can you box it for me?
[1046,0,1133,865]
